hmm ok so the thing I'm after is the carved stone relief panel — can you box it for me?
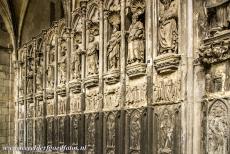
[126,83,146,108]
[36,100,43,117]
[27,99,34,118]
[155,105,181,154]
[58,96,66,115]
[205,63,227,95]
[86,89,100,112]
[70,93,81,113]
[206,100,229,154]
[86,114,96,154]
[129,110,141,153]
[47,99,54,116]
[154,74,181,104]
[35,118,44,146]
[71,115,80,146]
[104,87,120,110]
[18,120,24,146]
[58,117,65,145]
[105,113,116,154]
[47,117,54,146]
[27,119,33,147]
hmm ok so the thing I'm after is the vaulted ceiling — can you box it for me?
[0,0,64,58]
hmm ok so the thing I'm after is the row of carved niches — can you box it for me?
[205,62,230,96]
[154,73,181,104]
[199,1,230,65]
[202,98,229,154]
[154,0,180,75]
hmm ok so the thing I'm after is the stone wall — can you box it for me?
[0,51,14,154]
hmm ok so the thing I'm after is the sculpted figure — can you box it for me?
[107,25,121,70]
[87,42,99,75]
[72,44,81,79]
[36,64,43,91]
[47,65,54,88]
[128,15,145,64]
[59,40,67,84]
[205,0,230,32]
[130,113,141,149]
[159,0,178,54]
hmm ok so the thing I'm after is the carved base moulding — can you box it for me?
[199,30,230,65]
[69,79,81,93]
[154,53,181,74]
[57,85,67,97]
[103,69,120,85]
[85,75,99,88]
[127,63,146,78]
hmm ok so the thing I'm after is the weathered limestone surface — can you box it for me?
[12,0,230,154]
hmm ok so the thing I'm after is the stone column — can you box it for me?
[120,0,126,108]
[23,45,27,147]
[98,0,104,110]
[103,10,109,73]
[32,38,36,146]
[80,0,87,112]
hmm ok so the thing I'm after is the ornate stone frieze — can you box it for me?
[199,30,230,65]
[154,53,181,74]
[154,77,181,104]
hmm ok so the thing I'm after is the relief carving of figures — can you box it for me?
[19,51,26,95]
[36,101,43,117]
[71,94,81,113]
[27,59,34,94]
[154,78,181,103]
[130,111,141,151]
[159,0,178,55]
[47,99,54,115]
[208,101,229,154]
[59,38,67,84]
[72,34,82,79]
[86,91,99,111]
[59,97,66,114]
[205,0,230,35]
[106,114,115,148]
[126,85,146,106]
[104,88,119,108]
[128,1,145,64]
[158,109,174,154]
[107,25,121,70]
[36,120,43,145]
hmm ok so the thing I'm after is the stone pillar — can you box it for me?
[103,10,109,73]
[98,0,104,110]
[120,0,126,108]
[80,0,87,111]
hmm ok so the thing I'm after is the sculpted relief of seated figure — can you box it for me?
[205,0,230,35]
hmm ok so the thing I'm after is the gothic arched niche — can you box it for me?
[86,1,100,77]
[129,110,141,153]
[207,100,229,154]
[87,114,96,153]
[106,113,116,153]
[158,108,174,154]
